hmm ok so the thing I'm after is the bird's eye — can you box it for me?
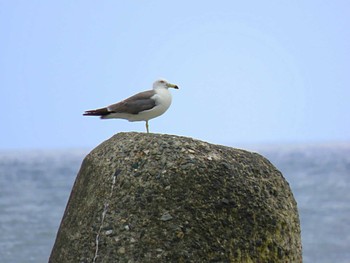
[159,80,165,83]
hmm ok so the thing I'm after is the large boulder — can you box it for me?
[50,132,302,263]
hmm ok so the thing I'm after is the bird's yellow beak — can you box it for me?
[167,83,179,89]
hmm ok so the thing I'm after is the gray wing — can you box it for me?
[107,90,156,114]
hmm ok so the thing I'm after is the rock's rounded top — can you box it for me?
[50,132,302,263]
[89,132,272,174]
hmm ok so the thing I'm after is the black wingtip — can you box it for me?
[83,108,110,116]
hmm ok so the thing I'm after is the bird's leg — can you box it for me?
[145,120,149,133]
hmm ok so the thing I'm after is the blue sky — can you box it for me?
[1,1,349,149]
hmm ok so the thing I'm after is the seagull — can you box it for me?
[83,79,179,133]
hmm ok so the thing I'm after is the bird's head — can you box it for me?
[153,79,179,90]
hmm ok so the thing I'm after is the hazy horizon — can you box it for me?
[1,136,349,152]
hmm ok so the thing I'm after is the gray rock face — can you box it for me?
[49,132,302,263]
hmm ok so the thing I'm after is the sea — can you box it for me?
[0,143,349,263]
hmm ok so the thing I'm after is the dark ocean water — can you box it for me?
[0,144,349,263]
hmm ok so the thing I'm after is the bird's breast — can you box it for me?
[153,88,172,110]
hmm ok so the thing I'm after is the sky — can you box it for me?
[1,1,349,150]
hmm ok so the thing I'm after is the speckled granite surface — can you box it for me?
[50,132,302,263]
